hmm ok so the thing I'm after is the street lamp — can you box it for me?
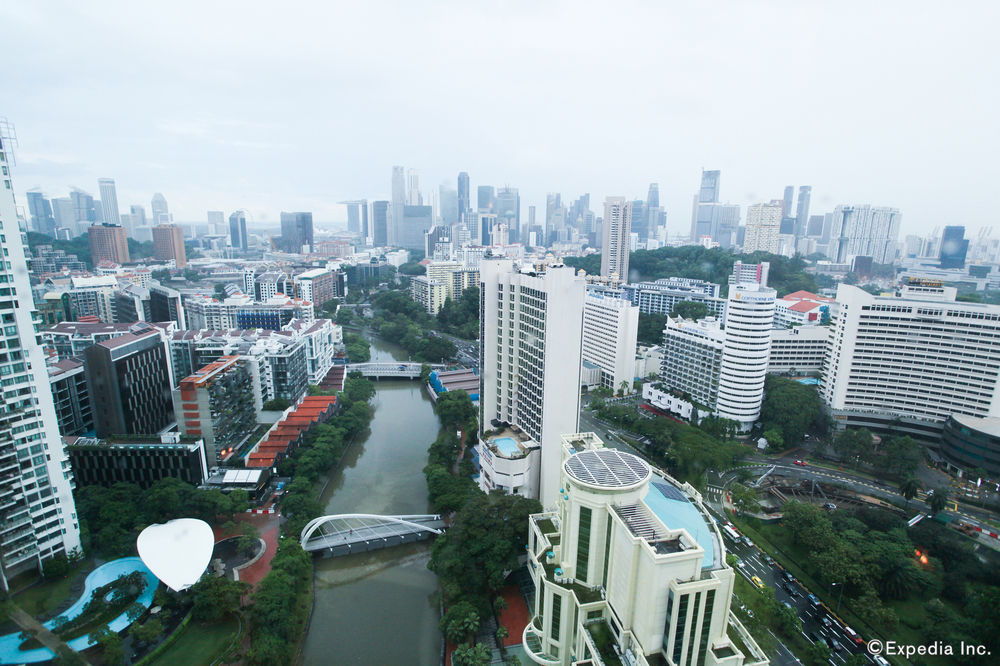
[831,582,844,614]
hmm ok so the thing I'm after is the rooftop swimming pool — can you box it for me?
[0,556,159,663]
[493,436,521,457]
[643,479,720,569]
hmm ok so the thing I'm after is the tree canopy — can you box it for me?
[671,300,709,320]
[637,312,667,346]
[760,375,825,445]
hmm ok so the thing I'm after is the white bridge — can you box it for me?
[345,362,448,379]
[300,513,447,555]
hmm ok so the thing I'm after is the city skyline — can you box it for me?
[2,1,997,235]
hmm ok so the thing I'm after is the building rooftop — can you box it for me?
[950,413,1000,438]
[564,449,650,489]
[643,478,722,570]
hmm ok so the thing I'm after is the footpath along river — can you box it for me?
[300,333,444,665]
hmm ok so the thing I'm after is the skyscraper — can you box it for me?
[783,185,794,217]
[207,210,225,235]
[280,212,313,253]
[152,224,187,267]
[150,193,169,225]
[939,226,969,269]
[399,205,432,251]
[743,203,782,254]
[495,186,519,241]
[70,189,99,227]
[371,200,390,247]
[795,185,812,238]
[25,190,55,235]
[0,120,81,589]
[406,169,422,205]
[391,166,406,246]
[690,169,724,240]
[600,197,632,281]
[828,205,902,264]
[457,172,470,222]
[97,178,121,228]
[88,223,130,265]
[130,204,147,228]
[229,211,248,251]
[438,185,459,225]
[477,185,495,212]
[478,259,584,506]
[341,200,368,237]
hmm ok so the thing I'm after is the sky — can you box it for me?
[2,0,998,237]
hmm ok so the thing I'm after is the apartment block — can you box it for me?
[581,293,639,392]
[66,433,208,489]
[767,327,830,374]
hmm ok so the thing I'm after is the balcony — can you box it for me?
[522,617,559,665]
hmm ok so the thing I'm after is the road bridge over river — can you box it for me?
[300,514,446,556]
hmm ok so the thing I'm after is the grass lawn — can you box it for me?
[10,570,82,618]
[147,615,240,666]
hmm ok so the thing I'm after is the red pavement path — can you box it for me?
[498,584,530,647]
[212,512,281,587]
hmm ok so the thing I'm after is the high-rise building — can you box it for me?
[97,178,121,228]
[828,205,901,264]
[478,259,584,506]
[0,122,82,587]
[88,223,130,265]
[716,282,775,430]
[391,166,406,246]
[795,185,812,238]
[477,185,495,211]
[938,226,969,269]
[439,185,459,225]
[229,211,248,251]
[26,190,55,235]
[495,186,520,236]
[660,315,726,408]
[150,193,169,224]
[51,197,76,235]
[84,324,175,437]
[341,200,368,239]
[600,197,632,281]
[173,356,262,463]
[782,185,794,217]
[457,172,470,222]
[581,293,639,392]
[823,282,1000,443]
[406,169,422,205]
[280,211,314,253]
[523,433,764,666]
[371,200,390,246]
[690,169,722,240]
[130,204,147,228]
[207,210,225,235]
[398,205,432,251]
[152,224,186,267]
[729,260,770,287]
[618,278,726,318]
[743,203,782,254]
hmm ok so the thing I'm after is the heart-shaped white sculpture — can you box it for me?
[137,518,215,592]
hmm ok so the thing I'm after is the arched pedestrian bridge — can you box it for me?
[345,362,448,379]
[300,514,447,556]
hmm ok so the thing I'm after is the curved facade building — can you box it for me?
[716,283,776,430]
[941,415,1000,477]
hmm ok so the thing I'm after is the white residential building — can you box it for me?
[581,293,639,392]
[0,122,81,590]
[742,203,782,254]
[479,259,584,507]
[828,205,902,264]
[768,326,830,374]
[67,275,119,322]
[524,433,766,666]
[716,283,776,430]
[409,261,480,314]
[184,293,314,330]
[660,316,725,409]
[600,197,632,281]
[822,282,1000,439]
[410,275,449,314]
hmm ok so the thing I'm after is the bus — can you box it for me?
[722,525,741,541]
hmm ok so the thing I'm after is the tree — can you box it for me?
[335,307,354,325]
[262,397,290,411]
[92,626,124,666]
[730,484,760,515]
[637,312,668,346]
[762,428,784,450]
[671,300,709,320]
[440,601,480,645]
[900,477,920,508]
[343,333,371,362]
[880,435,922,477]
[452,643,491,666]
[191,575,249,621]
[43,553,71,578]
[832,428,874,466]
[420,363,432,383]
[495,626,508,642]
[929,488,949,515]
[214,283,227,299]
[760,375,823,444]
[435,390,477,431]
[129,618,163,644]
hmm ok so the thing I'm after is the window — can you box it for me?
[576,506,592,582]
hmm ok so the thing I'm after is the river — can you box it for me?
[301,333,444,665]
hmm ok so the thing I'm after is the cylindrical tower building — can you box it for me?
[716,283,776,430]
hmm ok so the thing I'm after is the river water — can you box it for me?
[300,333,444,665]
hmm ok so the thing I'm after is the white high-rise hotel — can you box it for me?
[716,283,776,428]
[823,282,1000,437]
[0,120,81,590]
[600,197,632,281]
[478,259,584,507]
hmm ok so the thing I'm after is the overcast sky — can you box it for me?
[2,1,997,236]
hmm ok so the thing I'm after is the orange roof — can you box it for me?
[789,301,821,313]
[783,290,834,303]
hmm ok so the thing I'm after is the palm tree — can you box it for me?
[929,487,949,515]
[899,477,920,509]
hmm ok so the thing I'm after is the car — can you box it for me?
[751,575,765,589]
[742,536,754,547]
[783,570,795,583]
[821,615,833,628]
[823,502,838,510]
[763,554,775,565]
[808,593,822,607]
[794,459,807,466]
[872,656,890,666]
[844,626,863,645]
[824,637,843,652]
[737,558,746,568]
[784,583,801,598]
[781,601,794,610]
